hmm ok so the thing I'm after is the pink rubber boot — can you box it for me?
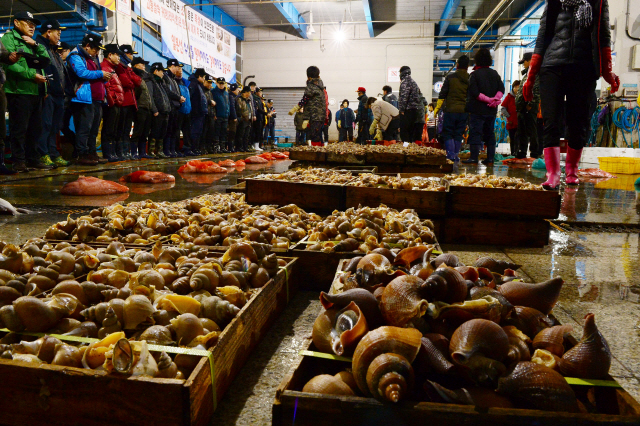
[542,147,561,190]
[565,146,583,185]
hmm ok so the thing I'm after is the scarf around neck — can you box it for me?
[560,0,593,29]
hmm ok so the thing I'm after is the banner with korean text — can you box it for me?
[139,0,236,83]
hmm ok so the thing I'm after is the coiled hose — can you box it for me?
[612,105,640,148]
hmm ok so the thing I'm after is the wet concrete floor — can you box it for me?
[1,155,640,424]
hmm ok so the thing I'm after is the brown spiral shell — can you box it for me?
[379,275,429,327]
[497,361,579,412]
[499,278,564,315]
[532,325,573,357]
[557,314,611,379]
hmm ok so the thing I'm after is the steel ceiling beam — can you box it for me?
[362,0,374,37]
[273,2,307,39]
[493,0,544,49]
[438,0,462,37]
[465,0,516,49]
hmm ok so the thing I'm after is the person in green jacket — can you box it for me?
[1,11,51,172]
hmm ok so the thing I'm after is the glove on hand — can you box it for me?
[288,105,301,115]
[302,120,309,129]
[601,47,620,93]
[374,129,383,141]
[369,119,379,135]
[523,53,542,102]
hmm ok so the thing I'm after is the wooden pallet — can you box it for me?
[448,186,561,219]
[0,257,297,426]
[288,151,327,162]
[439,217,551,247]
[272,261,640,426]
[244,178,345,212]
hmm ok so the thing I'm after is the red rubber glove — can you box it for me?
[601,47,620,93]
[522,53,543,102]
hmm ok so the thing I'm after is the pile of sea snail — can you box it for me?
[252,168,355,184]
[0,241,286,379]
[445,174,542,190]
[347,174,447,192]
[306,205,436,253]
[43,193,316,249]
[289,142,446,158]
[305,249,611,413]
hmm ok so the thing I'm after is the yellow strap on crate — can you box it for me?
[279,265,290,303]
[298,349,624,389]
[0,328,218,411]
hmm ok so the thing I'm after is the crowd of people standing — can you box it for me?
[0,13,275,174]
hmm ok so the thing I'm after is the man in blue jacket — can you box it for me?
[67,33,111,165]
[163,59,185,157]
[211,77,230,155]
[35,20,69,168]
[188,68,207,155]
[336,99,355,142]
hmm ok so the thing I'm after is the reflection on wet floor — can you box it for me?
[1,155,640,420]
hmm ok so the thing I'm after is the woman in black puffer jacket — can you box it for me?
[523,0,619,189]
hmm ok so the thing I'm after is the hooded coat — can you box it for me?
[398,68,423,112]
[297,77,327,122]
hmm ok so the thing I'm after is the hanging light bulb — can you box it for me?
[458,6,468,32]
[307,11,316,34]
[444,41,451,54]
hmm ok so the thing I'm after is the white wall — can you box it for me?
[609,0,640,88]
[241,23,435,140]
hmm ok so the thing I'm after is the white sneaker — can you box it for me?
[254,143,263,151]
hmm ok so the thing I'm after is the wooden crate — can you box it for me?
[273,262,640,426]
[448,186,561,219]
[405,155,447,166]
[345,186,447,217]
[289,151,327,162]
[326,152,366,165]
[364,152,405,165]
[440,217,550,247]
[330,166,378,175]
[0,258,297,426]
[244,178,345,212]
[225,182,246,194]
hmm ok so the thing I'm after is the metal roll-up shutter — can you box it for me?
[260,87,305,143]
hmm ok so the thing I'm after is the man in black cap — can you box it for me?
[201,74,217,154]
[264,99,276,146]
[35,19,68,168]
[1,11,52,172]
[211,77,230,154]
[188,68,208,155]
[116,44,141,160]
[163,59,186,158]
[130,57,155,159]
[147,62,171,158]
[235,86,254,152]
[67,33,111,165]
[252,86,266,151]
[56,41,75,159]
[227,83,239,153]
[515,52,540,159]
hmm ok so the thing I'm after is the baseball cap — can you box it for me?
[194,68,207,77]
[241,86,251,93]
[255,87,262,92]
[39,20,65,33]
[103,43,123,55]
[119,44,137,54]
[57,41,72,51]
[356,87,366,92]
[13,11,41,25]
[216,77,226,83]
[166,58,183,68]
[150,62,164,72]
[518,52,533,64]
[131,57,149,66]
[205,74,214,83]
[81,33,104,50]
[267,99,273,103]
[229,83,238,91]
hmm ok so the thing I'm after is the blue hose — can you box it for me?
[612,105,640,148]
[587,105,603,147]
